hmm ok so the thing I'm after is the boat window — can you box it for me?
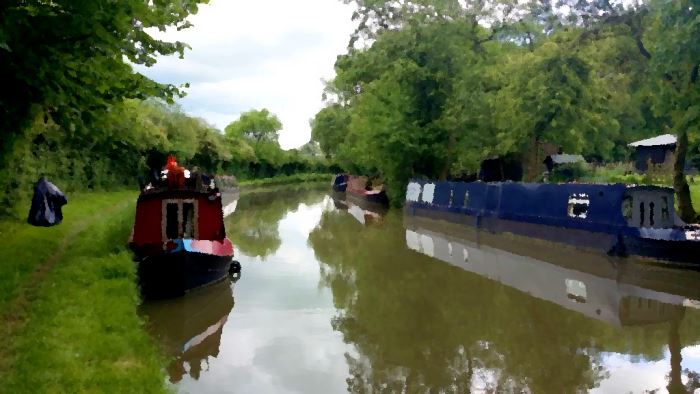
[421,183,435,204]
[463,191,470,208]
[182,203,195,238]
[166,203,179,239]
[661,196,670,221]
[406,182,422,202]
[622,195,633,221]
[639,202,645,227]
[567,193,589,219]
[649,202,655,227]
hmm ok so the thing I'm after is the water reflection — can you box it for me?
[224,185,327,259]
[309,208,700,393]
[330,192,388,225]
[141,277,236,383]
[142,187,700,393]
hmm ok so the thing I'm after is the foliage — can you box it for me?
[644,0,700,221]
[310,104,352,158]
[238,173,333,187]
[224,109,282,142]
[547,162,589,183]
[224,185,327,259]
[311,0,695,208]
[0,0,207,170]
[0,100,235,217]
[224,108,331,179]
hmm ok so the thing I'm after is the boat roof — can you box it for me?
[628,134,677,147]
[625,184,674,193]
[137,187,219,202]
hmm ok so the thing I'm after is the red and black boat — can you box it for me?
[129,156,237,297]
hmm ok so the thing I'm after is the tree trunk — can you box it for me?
[667,315,685,394]
[673,129,696,223]
[439,131,455,181]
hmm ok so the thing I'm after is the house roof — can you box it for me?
[628,134,677,147]
[550,154,585,164]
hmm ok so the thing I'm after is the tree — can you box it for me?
[644,0,700,222]
[0,0,207,216]
[491,34,620,179]
[0,0,206,153]
[318,19,491,203]
[224,109,282,143]
[310,104,351,158]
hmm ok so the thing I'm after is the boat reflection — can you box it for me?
[331,191,388,225]
[404,215,700,327]
[140,276,237,383]
[404,215,700,392]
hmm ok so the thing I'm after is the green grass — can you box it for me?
[238,172,332,187]
[691,182,700,213]
[0,191,167,393]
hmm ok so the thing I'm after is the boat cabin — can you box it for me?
[622,186,677,229]
[131,189,226,248]
[406,180,682,231]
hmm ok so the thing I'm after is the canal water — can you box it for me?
[141,185,700,393]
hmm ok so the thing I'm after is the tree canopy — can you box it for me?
[312,0,699,211]
[0,0,207,148]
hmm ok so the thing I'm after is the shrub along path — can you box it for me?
[0,191,167,392]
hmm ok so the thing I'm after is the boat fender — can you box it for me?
[229,260,241,274]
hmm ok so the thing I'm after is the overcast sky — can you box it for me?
[137,0,357,149]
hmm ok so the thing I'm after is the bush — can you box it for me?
[548,162,590,183]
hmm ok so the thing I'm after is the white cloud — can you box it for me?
[137,0,357,149]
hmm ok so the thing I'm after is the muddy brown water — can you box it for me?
[141,185,700,393]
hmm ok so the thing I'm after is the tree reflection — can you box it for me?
[309,210,700,393]
[225,185,326,259]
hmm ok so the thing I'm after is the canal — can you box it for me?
[142,185,700,393]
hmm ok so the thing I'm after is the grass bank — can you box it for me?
[238,172,332,187]
[0,191,167,392]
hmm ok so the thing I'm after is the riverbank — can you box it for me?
[238,172,331,187]
[0,191,167,392]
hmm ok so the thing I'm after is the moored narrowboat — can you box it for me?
[129,157,236,297]
[404,180,700,265]
[332,174,389,206]
[331,173,348,192]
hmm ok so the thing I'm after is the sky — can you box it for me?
[137,0,357,149]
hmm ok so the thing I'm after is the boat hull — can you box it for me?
[406,205,700,266]
[137,250,232,298]
[405,180,700,266]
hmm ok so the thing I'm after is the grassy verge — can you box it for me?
[238,172,332,187]
[0,191,167,392]
[691,182,700,213]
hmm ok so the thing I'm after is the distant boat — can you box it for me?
[129,156,237,297]
[331,174,389,206]
[404,180,700,265]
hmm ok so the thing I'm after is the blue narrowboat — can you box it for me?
[404,180,700,265]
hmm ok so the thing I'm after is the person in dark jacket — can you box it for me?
[27,177,68,227]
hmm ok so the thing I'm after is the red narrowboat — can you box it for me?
[129,157,236,297]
